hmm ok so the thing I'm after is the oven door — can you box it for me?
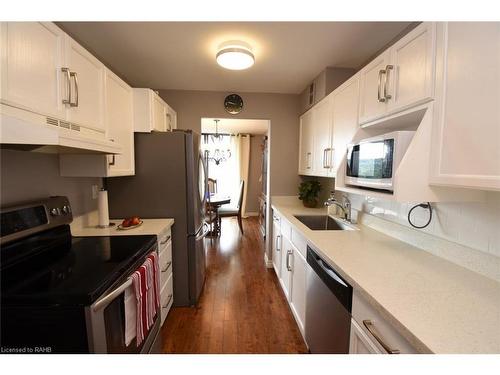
[345,138,395,190]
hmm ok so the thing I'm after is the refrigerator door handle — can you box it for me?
[195,222,210,241]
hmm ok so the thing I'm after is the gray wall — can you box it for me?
[0,149,101,216]
[158,89,300,197]
[246,135,265,213]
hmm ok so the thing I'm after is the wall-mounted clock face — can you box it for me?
[224,94,244,115]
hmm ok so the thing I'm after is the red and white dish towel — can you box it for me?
[124,251,160,347]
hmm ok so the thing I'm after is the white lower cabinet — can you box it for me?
[279,235,292,301]
[158,227,173,326]
[349,318,382,354]
[289,247,307,334]
[351,290,418,354]
[271,217,282,278]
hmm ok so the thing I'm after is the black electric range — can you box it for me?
[0,196,160,354]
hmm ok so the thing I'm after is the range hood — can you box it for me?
[0,105,121,155]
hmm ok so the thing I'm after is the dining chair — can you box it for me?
[218,180,245,235]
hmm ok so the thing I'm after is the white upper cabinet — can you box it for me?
[59,69,135,177]
[311,95,334,177]
[430,22,500,191]
[0,22,66,119]
[358,51,391,124]
[298,109,314,174]
[359,22,436,125]
[386,22,436,113]
[331,76,360,175]
[64,36,105,132]
[133,88,176,133]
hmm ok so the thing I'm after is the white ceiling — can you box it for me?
[201,118,269,135]
[58,22,412,94]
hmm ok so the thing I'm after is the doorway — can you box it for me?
[201,118,270,245]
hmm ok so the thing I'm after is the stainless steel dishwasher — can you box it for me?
[305,246,353,353]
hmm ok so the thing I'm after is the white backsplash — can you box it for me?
[332,191,500,281]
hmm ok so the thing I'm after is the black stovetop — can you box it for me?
[1,225,156,306]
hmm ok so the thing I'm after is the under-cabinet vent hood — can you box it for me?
[0,104,121,155]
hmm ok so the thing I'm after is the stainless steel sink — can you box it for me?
[294,215,358,231]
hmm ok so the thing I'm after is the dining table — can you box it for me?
[206,194,231,237]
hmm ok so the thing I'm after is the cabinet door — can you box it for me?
[272,220,282,278]
[311,96,334,176]
[430,22,500,191]
[279,235,292,301]
[105,69,135,176]
[290,247,307,333]
[66,37,105,132]
[386,22,436,113]
[298,109,314,174]
[0,22,65,119]
[358,51,390,124]
[332,76,360,175]
[152,93,167,132]
[349,319,382,354]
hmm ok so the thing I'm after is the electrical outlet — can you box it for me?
[91,185,99,200]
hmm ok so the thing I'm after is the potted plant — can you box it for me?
[298,180,322,208]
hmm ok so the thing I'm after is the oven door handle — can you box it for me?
[92,278,133,312]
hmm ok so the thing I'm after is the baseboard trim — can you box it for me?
[263,252,273,268]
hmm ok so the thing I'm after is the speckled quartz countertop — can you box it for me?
[271,196,500,354]
[71,218,174,237]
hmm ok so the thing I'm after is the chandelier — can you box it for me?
[204,119,231,165]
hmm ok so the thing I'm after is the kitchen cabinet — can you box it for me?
[279,234,292,301]
[331,76,360,175]
[158,226,174,325]
[298,109,314,174]
[64,36,105,132]
[349,318,382,354]
[359,22,436,125]
[271,213,282,278]
[430,22,500,191]
[298,95,334,177]
[59,68,134,177]
[0,22,121,154]
[351,290,417,354]
[311,95,334,177]
[134,88,176,132]
[289,247,307,334]
[0,22,66,119]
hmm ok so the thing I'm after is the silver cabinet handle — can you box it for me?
[306,152,312,169]
[377,69,386,103]
[161,261,172,273]
[160,235,171,245]
[70,71,79,107]
[108,154,116,166]
[61,68,71,105]
[162,294,173,309]
[363,320,400,354]
[384,65,394,101]
[323,149,328,169]
[275,234,281,252]
[324,148,333,169]
[328,148,334,169]
[286,249,293,271]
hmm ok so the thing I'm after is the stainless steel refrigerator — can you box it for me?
[106,130,208,306]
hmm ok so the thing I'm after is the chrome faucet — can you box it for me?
[324,192,352,223]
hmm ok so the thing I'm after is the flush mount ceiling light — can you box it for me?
[216,41,255,70]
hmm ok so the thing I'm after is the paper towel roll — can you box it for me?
[98,189,110,227]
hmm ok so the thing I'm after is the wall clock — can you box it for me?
[224,94,244,115]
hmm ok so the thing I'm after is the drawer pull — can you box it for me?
[363,320,400,354]
[162,294,173,308]
[161,261,172,273]
[160,235,171,245]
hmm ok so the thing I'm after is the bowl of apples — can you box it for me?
[117,216,143,230]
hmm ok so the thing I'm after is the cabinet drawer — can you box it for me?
[159,240,173,286]
[158,228,172,252]
[291,228,307,258]
[160,273,173,325]
[352,290,418,354]
[280,218,292,240]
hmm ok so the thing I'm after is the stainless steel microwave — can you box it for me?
[345,131,415,191]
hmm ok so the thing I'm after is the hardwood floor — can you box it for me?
[161,216,308,354]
